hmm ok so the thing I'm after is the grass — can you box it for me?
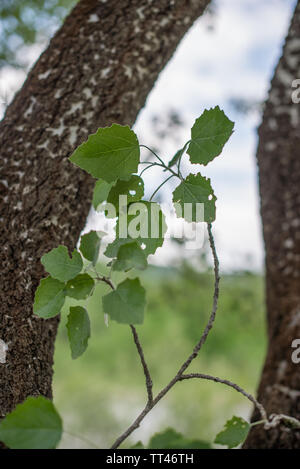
[53,260,267,449]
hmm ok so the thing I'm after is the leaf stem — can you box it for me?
[179,374,267,421]
[140,159,182,180]
[139,163,157,177]
[100,218,266,449]
[110,223,226,449]
[149,174,175,201]
[250,419,268,428]
[140,144,165,166]
[130,325,153,404]
[176,140,190,175]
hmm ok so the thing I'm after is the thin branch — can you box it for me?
[110,403,152,450]
[109,223,268,449]
[176,139,190,175]
[98,275,115,291]
[157,223,220,388]
[191,222,220,350]
[140,144,165,166]
[139,163,156,177]
[149,174,175,201]
[265,414,300,430]
[110,223,222,448]
[140,160,181,180]
[179,373,267,420]
[154,162,181,179]
[130,325,153,405]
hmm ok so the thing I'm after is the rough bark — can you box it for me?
[0,0,211,423]
[244,1,300,449]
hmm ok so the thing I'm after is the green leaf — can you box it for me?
[66,273,94,300]
[187,106,234,166]
[104,237,134,259]
[105,201,167,258]
[66,306,91,359]
[148,428,211,449]
[69,124,140,182]
[113,241,147,271]
[0,396,62,449]
[215,416,250,449]
[121,201,167,256]
[106,175,144,217]
[102,278,146,325]
[33,276,66,319]
[41,246,83,282]
[172,173,216,223]
[92,179,113,210]
[79,231,102,265]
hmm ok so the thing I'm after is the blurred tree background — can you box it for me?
[0,0,76,69]
[0,0,267,448]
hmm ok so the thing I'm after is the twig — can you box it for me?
[110,223,223,448]
[110,403,152,450]
[140,160,181,179]
[130,325,153,404]
[265,414,300,430]
[170,222,220,374]
[149,174,175,201]
[98,275,115,291]
[178,373,267,420]
[140,144,165,166]
[139,163,156,177]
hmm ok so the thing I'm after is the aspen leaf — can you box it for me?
[69,124,140,182]
[187,106,234,166]
[33,276,66,319]
[0,396,62,449]
[41,246,83,282]
[215,416,250,449]
[92,179,113,210]
[66,306,91,359]
[79,231,102,265]
[105,201,167,258]
[102,278,146,325]
[173,173,216,223]
[66,273,94,300]
[107,175,144,216]
[113,241,147,271]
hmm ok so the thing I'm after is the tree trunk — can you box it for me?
[244,1,300,449]
[0,0,211,425]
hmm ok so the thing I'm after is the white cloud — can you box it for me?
[134,0,295,270]
[1,0,296,270]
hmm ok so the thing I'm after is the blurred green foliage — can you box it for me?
[53,259,266,448]
[0,0,77,69]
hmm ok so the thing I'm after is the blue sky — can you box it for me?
[1,0,297,270]
[131,0,297,270]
